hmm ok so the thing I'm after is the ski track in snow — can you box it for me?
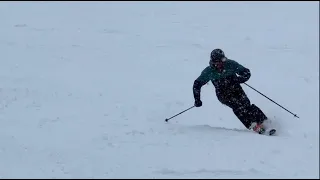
[0,1,319,179]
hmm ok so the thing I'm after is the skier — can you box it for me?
[192,48,269,134]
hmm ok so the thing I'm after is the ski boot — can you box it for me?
[249,122,266,134]
[249,122,276,135]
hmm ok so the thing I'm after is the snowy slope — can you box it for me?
[0,1,318,178]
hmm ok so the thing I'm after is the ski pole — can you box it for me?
[244,83,299,118]
[165,106,195,122]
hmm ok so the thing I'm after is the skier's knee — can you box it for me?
[233,106,246,115]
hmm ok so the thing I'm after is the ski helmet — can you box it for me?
[209,48,226,68]
[210,48,225,62]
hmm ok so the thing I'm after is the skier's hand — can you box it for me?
[194,99,202,107]
[229,75,244,84]
[236,68,251,83]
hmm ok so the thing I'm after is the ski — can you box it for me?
[258,128,277,136]
[267,129,277,136]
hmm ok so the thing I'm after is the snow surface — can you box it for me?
[0,1,319,178]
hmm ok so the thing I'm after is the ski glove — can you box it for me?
[228,68,251,84]
[236,68,251,83]
[194,99,202,107]
[193,79,206,107]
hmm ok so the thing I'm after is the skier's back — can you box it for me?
[193,48,268,134]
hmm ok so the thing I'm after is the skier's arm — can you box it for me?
[193,68,211,101]
[233,61,251,83]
